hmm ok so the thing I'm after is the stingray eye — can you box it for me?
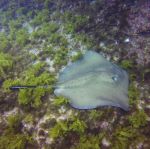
[112,75,118,81]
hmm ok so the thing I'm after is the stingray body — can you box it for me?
[54,51,129,111]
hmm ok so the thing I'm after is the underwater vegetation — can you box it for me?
[0,0,150,149]
[72,133,104,149]
[49,117,87,139]
[0,52,13,78]
[0,133,34,149]
[0,33,11,51]
[3,62,56,108]
[0,113,36,149]
[128,110,148,128]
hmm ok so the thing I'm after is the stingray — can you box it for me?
[54,51,129,111]
[10,51,129,111]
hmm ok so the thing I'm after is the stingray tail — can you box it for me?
[9,85,56,91]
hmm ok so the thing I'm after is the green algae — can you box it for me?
[73,133,104,149]
[3,79,21,92]
[89,110,104,120]
[120,60,133,69]
[75,33,94,48]
[31,22,59,39]
[71,51,83,62]
[30,9,50,27]
[69,118,87,134]
[0,52,13,78]
[0,133,34,149]
[49,121,68,139]
[112,125,146,149]
[52,96,69,106]
[53,47,68,68]
[16,29,29,48]
[8,18,22,29]
[112,127,137,149]
[62,12,89,34]
[128,83,140,106]
[128,110,148,128]
[3,62,56,108]
[18,74,55,108]
[48,33,68,47]
[7,114,23,133]
[49,118,87,139]
[0,113,35,149]
[0,33,11,51]
[23,114,34,124]
[112,109,148,148]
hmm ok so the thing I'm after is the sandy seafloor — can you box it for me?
[0,0,150,149]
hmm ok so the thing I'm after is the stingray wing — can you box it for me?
[58,51,111,82]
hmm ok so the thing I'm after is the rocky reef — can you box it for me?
[0,0,149,149]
